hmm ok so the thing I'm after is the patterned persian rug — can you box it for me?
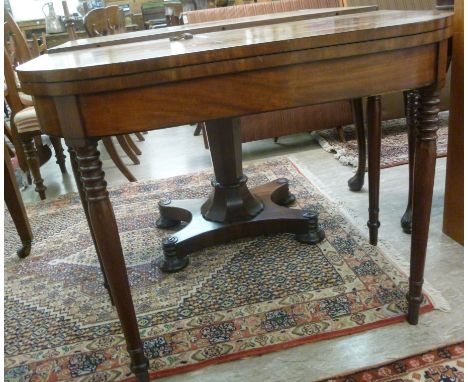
[315,111,449,169]
[4,158,434,381]
[320,342,464,382]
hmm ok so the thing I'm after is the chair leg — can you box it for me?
[348,98,366,191]
[116,135,140,165]
[201,123,209,149]
[194,123,203,136]
[336,126,347,143]
[22,135,47,200]
[5,144,33,258]
[124,134,142,155]
[50,137,67,174]
[134,132,145,141]
[102,137,137,182]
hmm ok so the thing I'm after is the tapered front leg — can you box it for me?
[407,87,440,325]
[367,96,382,245]
[401,91,420,234]
[348,98,366,191]
[69,139,149,381]
[68,147,114,305]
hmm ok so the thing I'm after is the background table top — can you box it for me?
[17,9,452,85]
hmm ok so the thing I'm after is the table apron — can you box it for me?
[37,43,440,138]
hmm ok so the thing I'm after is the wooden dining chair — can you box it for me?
[4,47,67,200]
[61,3,141,182]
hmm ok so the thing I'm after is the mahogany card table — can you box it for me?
[17,8,453,380]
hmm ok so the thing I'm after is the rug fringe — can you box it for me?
[289,157,451,313]
[312,133,359,168]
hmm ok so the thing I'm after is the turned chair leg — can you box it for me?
[348,98,366,191]
[401,91,419,234]
[50,136,67,173]
[367,96,382,245]
[21,135,47,200]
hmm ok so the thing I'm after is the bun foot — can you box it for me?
[401,208,412,234]
[348,172,365,192]
[278,192,296,207]
[295,212,325,244]
[159,237,189,273]
[17,241,32,258]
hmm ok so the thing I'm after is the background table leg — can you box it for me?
[401,90,420,234]
[407,86,440,325]
[367,96,382,245]
[70,139,149,381]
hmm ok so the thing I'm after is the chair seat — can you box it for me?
[13,107,41,134]
[18,92,33,107]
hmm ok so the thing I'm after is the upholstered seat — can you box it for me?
[13,107,41,134]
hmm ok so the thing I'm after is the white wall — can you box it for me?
[9,0,80,21]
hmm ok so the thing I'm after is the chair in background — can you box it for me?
[141,1,167,28]
[63,4,145,182]
[4,47,67,200]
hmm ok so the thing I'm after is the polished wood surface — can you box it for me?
[442,0,463,245]
[18,10,451,84]
[17,9,453,380]
[49,6,376,53]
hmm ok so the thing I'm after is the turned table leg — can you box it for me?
[68,147,114,305]
[401,90,420,234]
[367,96,382,245]
[68,139,149,380]
[348,98,366,191]
[407,86,440,325]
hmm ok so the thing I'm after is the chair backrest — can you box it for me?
[4,47,23,115]
[83,5,125,37]
[4,11,33,65]
[184,0,344,23]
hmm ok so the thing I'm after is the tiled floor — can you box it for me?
[19,127,463,381]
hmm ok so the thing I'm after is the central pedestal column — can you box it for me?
[156,117,325,272]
